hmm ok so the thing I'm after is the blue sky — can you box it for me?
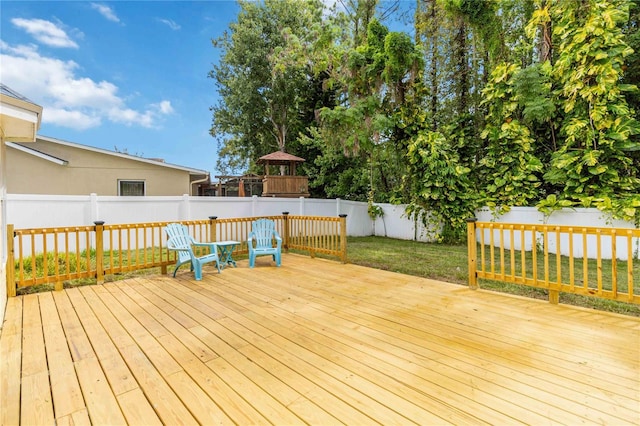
[0,1,241,174]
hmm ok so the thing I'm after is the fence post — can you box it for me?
[6,224,16,297]
[94,221,105,284]
[209,216,217,242]
[467,218,478,289]
[282,212,290,252]
[339,214,347,263]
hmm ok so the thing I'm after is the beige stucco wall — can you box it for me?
[0,140,7,322]
[7,140,194,196]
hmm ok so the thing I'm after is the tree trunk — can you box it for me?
[429,0,438,130]
[455,16,469,116]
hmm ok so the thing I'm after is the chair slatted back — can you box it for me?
[252,219,277,248]
[166,223,191,242]
[167,234,195,265]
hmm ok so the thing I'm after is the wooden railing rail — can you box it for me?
[467,219,640,305]
[6,214,347,295]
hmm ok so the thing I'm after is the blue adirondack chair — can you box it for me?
[165,223,220,280]
[248,219,282,268]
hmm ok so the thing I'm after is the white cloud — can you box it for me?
[108,107,154,128]
[0,41,172,131]
[90,3,121,23]
[157,18,181,31]
[11,18,78,48]
[44,108,101,130]
[154,100,174,115]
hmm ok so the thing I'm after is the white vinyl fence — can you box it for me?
[5,194,638,258]
[6,194,373,237]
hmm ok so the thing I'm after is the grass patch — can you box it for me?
[14,247,171,296]
[347,236,640,317]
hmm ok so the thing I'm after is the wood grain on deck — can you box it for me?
[1,254,639,425]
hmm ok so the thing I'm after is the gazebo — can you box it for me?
[258,151,309,198]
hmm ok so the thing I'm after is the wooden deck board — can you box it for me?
[38,292,86,420]
[1,254,639,425]
[208,265,550,424]
[0,298,22,426]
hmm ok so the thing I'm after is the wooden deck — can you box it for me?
[1,254,639,425]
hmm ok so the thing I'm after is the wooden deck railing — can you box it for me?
[467,219,640,305]
[6,214,347,296]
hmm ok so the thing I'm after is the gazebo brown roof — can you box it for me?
[257,151,305,165]
[257,151,305,176]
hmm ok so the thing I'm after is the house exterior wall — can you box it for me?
[7,140,193,196]
[0,140,7,323]
[1,85,42,329]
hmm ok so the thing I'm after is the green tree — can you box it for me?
[209,0,324,174]
[544,0,640,220]
[623,0,640,118]
[307,12,424,203]
[404,130,477,242]
[479,63,548,214]
[481,0,640,221]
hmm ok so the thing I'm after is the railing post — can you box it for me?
[6,224,16,297]
[339,214,347,263]
[94,221,105,284]
[160,220,171,275]
[282,212,290,252]
[467,218,478,289]
[209,216,218,242]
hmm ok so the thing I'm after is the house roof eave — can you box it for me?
[6,142,68,165]
[0,84,43,142]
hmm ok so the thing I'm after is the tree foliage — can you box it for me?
[526,0,640,220]
[209,0,324,174]
[210,0,640,239]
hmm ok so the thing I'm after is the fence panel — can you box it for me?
[7,215,347,295]
[467,221,640,305]
[11,225,96,292]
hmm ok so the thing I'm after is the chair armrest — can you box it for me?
[274,233,282,248]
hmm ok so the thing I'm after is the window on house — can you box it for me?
[118,180,145,196]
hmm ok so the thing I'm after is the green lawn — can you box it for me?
[347,236,640,317]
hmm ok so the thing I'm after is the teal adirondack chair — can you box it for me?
[165,223,220,280]
[248,219,282,268]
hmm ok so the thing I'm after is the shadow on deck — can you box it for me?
[2,254,639,425]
